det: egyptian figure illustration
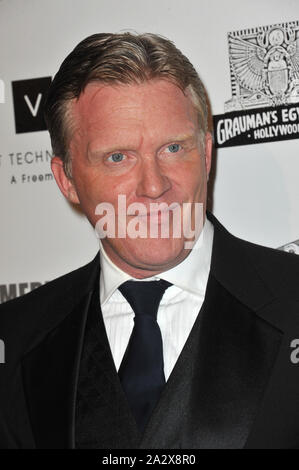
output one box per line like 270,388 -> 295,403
225,23 -> 299,111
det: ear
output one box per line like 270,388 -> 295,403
204,132 -> 213,178
51,156 -> 80,204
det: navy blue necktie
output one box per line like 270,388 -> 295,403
118,279 -> 172,432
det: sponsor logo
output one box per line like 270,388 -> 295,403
278,239 -> 299,255
0,149 -> 54,184
12,76 -> 51,133
0,281 -> 47,304
214,21 -> 299,147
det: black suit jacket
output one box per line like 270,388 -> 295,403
1,214 -> 299,449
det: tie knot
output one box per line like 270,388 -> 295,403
118,279 -> 172,319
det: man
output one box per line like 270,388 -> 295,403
1,32 -> 299,449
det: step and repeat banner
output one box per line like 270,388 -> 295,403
0,0 -> 299,303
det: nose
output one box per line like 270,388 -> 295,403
135,156 -> 171,199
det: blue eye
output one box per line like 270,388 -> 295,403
108,152 -> 125,163
167,144 -> 181,153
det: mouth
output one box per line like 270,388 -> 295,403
127,202 -> 181,218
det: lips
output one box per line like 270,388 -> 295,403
127,202 -> 181,218
137,210 -> 173,218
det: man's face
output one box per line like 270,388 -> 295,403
52,79 -> 212,278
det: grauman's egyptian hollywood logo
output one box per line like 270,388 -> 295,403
213,21 -> 299,148
279,239 -> 299,255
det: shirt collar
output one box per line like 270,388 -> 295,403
99,218 -> 214,305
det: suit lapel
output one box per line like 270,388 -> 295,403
75,286 -> 141,449
186,276 -> 283,449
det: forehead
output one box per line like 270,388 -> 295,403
70,79 -> 199,143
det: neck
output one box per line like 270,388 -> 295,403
101,242 -> 196,279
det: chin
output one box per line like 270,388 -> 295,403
123,237 -> 186,270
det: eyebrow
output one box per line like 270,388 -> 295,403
165,134 -> 198,145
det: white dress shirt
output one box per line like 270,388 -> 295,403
99,219 -> 214,381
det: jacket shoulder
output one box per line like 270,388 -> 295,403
0,254 -> 99,356
209,212 -> 299,303
236,235 -> 299,301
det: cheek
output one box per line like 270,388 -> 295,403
74,168 -> 135,214
172,161 -> 206,199
71,168 -> 107,214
